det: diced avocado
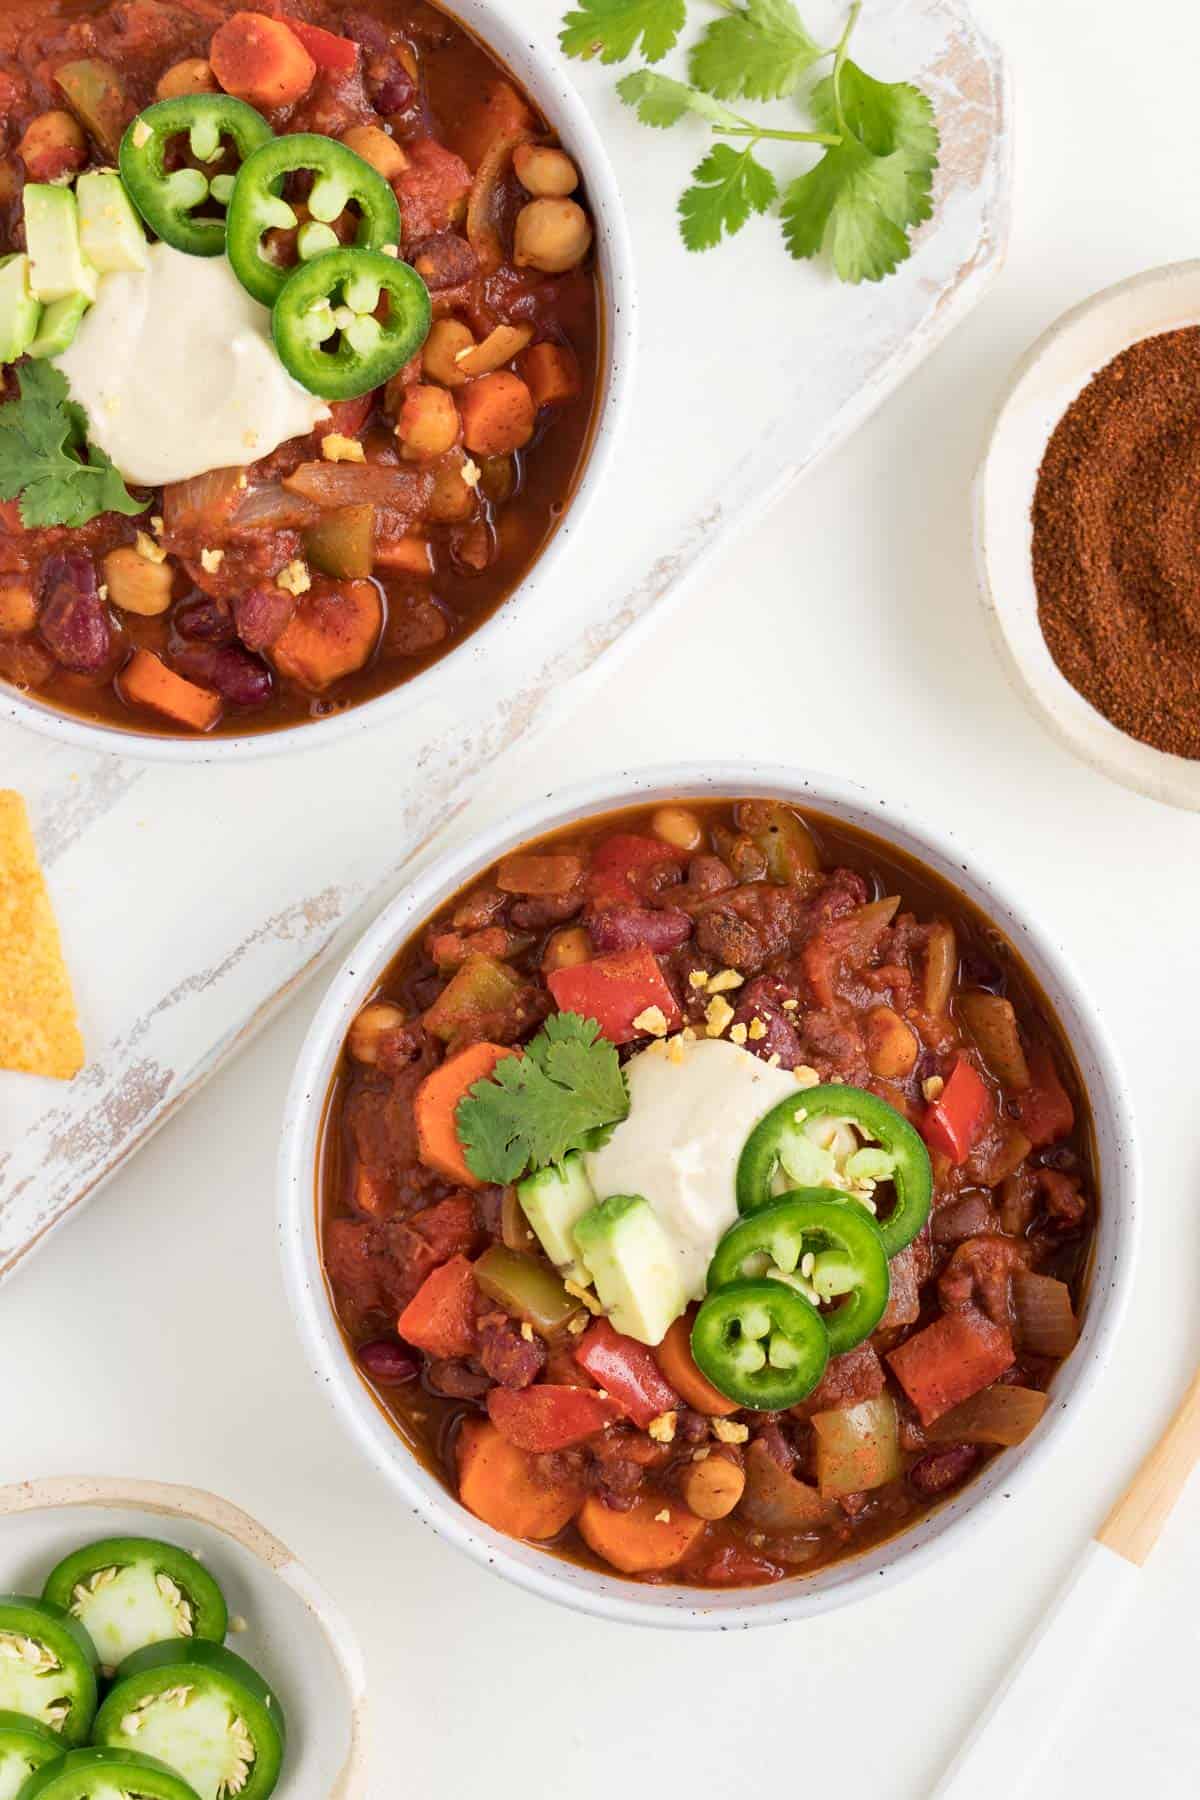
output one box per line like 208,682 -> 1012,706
28,291 -> 89,359
77,169 -> 147,273
0,254 -> 42,363
518,1153 -> 596,1279
573,1193 -> 687,1346
23,184 -> 97,304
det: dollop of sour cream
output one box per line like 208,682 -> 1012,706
585,1035 -> 800,1299
55,242 -> 329,486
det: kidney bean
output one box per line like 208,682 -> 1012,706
408,232 -> 478,292
960,948 -> 1006,993
233,586 -> 295,653
175,593 -> 235,644
39,553 -> 111,673
907,1444 -> 981,1496
171,642 -> 273,708
588,906 -> 693,955
371,64 -> 415,113
357,1337 -> 419,1383
932,1192 -> 999,1245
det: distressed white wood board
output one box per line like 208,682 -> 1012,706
0,0 -> 1010,1285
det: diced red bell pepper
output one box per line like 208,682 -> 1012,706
1016,1043 -> 1075,1147
887,1308 -> 1014,1425
486,1383 -> 624,1451
396,1254 -> 478,1359
585,833 -> 684,909
575,1318 -> 682,1428
547,945 -> 682,1045
922,1056 -> 990,1165
285,18 -> 359,71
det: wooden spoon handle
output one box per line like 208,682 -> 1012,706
1097,1365 -> 1200,1566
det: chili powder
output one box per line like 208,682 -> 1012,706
1032,325 -> 1200,758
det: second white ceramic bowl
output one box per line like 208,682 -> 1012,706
0,0 -> 636,763
977,260 -> 1200,810
278,763 -> 1139,1629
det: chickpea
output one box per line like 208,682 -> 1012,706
513,198 -> 592,274
17,111 -> 85,185
396,384 -> 461,460
348,1001 -> 406,1064
102,546 -> 174,618
0,580 -> 36,636
422,318 -> 476,389
652,805 -> 702,853
542,926 -> 592,974
155,58 -> 218,100
678,1454 -> 745,1520
340,123 -> 409,183
479,455 -> 515,505
865,1005 -> 919,1080
513,143 -> 579,198
426,452 -> 478,524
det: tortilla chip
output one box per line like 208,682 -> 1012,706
0,790 -> 84,1079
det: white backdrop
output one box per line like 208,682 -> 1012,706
4,0 -> 1200,1794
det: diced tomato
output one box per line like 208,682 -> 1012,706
922,1056 -> 990,1164
790,1343 -> 885,1420
547,945 -> 682,1045
285,18 -> 359,71
314,395 -> 373,441
887,1308 -> 1014,1425
585,833 -> 685,909
396,1253 -> 478,1359
1016,1043 -> 1075,1147
701,1544 -> 786,1586
575,1319 -> 682,1428
486,1383 -> 624,1451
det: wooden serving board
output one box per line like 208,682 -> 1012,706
0,0 -> 1010,1284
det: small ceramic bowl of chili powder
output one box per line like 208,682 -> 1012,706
976,260 -> 1200,810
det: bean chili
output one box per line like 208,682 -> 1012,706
0,0 -> 600,734
319,798 -> 1097,1590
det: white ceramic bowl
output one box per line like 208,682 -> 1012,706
278,764 -> 1139,1629
0,0 -> 635,764
976,260 -> 1200,810
0,1476 -> 367,1795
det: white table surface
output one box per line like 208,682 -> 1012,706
5,0 -> 1200,1794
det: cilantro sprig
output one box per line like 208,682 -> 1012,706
565,0 -> 940,285
456,1011 -> 630,1185
0,362 -> 146,528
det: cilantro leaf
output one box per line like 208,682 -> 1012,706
679,143 -> 777,251
688,0 -> 825,102
617,70 -> 742,129
780,58 -> 939,283
456,1011 -> 629,1184
0,362 -> 146,528
559,0 -> 686,65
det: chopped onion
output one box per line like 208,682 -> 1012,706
812,1393 -> 902,1498
1012,1271 -> 1079,1357
923,921 -> 957,1016
928,1384 -> 1049,1446
466,129 -> 532,274
739,1440 -> 836,1531
230,483 -> 319,531
456,322 -> 534,378
162,465 -> 246,534
283,461 -> 431,520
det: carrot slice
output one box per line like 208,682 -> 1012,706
654,1313 -> 738,1417
120,650 -> 220,732
887,1308 -> 1015,1426
413,1040 -> 516,1185
577,1491 -> 707,1574
396,1253 -> 477,1358
271,579 -> 382,691
210,10 -> 316,106
457,1418 -> 582,1540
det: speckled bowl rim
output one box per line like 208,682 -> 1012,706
0,1474 -> 368,1794
975,259 -> 1200,810
0,0 -> 637,764
278,762 -> 1139,1629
